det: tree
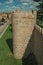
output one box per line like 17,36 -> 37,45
33,0 -> 43,11
1,18 -> 5,22
33,0 -> 43,27
34,0 -> 40,2
7,14 -> 9,19
37,1 -> 43,20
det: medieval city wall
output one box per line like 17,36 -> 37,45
12,10 -> 43,65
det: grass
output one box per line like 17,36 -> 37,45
0,24 -> 22,65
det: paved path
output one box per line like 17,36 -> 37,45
0,21 -> 10,38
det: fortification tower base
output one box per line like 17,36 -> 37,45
12,10 -> 37,59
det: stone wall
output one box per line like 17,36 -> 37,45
12,10 -> 37,59
12,10 -> 43,65
34,25 -> 43,65
22,26 -> 43,65
0,21 -> 10,38
0,13 -> 7,20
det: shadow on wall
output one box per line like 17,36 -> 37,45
34,27 -> 43,65
22,29 -> 38,65
6,39 -> 13,53
22,53 -> 38,65
6,24 -> 13,53
9,24 -> 12,32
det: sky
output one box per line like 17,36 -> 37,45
0,0 -> 40,12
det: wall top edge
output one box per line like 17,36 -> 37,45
35,24 -> 43,34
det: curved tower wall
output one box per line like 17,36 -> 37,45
12,10 -> 37,59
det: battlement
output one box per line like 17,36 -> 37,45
13,10 -> 37,19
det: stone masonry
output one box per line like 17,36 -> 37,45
34,25 -> 43,65
12,10 -> 37,59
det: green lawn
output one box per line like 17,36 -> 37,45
0,24 -> 22,65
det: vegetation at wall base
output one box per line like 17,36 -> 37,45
0,24 -> 22,65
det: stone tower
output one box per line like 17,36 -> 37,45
12,10 -> 37,59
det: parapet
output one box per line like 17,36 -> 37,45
13,10 -> 37,19
35,24 -> 43,34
